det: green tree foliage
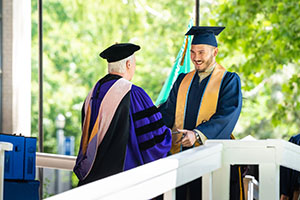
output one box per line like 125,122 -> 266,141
31,0 -> 195,153
31,0 -> 300,155
210,0 -> 300,139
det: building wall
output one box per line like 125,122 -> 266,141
2,0 -> 31,136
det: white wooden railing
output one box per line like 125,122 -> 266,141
36,152 -> 76,171
38,139 -> 300,200
206,139 -> 300,200
42,143 -> 223,200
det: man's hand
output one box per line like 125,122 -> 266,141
176,129 -> 196,147
280,194 -> 289,200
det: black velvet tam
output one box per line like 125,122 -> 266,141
99,43 -> 140,63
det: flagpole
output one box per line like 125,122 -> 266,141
38,0 -> 44,198
195,0 -> 200,26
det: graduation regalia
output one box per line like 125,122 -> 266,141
74,42 -> 172,185
159,65 -> 243,200
159,66 -> 242,141
158,26 -> 243,200
280,134 -> 300,199
74,75 -> 172,186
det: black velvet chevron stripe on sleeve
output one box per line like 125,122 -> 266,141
135,119 -> 164,136
132,106 -> 159,121
138,129 -> 168,151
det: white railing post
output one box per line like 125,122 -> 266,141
0,142 -> 13,200
163,189 -> 175,200
244,175 -> 259,200
0,150 -> 4,200
259,163 -> 279,200
212,164 -> 230,200
202,173 -> 212,200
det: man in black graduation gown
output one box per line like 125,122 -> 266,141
158,26 -> 244,200
280,134 -> 300,200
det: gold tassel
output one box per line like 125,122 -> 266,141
180,18 -> 196,66
180,36 -> 189,66
238,166 -> 243,200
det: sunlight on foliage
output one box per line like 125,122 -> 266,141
31,0 -> 300,157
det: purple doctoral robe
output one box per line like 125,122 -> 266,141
74,74 -> 172,185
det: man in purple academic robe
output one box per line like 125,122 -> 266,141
73,43 -> 172,186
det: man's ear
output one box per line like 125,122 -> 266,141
213,48 -> 219,57
126,60 -> 131,69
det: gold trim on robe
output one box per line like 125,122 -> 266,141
171,64 -> 227,154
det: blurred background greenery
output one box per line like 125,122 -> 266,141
31,0 -> 300,185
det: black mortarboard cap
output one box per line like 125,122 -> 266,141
185,26 -> 225,47
100,43 -> 140,62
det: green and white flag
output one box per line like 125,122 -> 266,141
155,19 -> 193,106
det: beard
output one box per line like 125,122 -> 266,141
194,54 -> 215,73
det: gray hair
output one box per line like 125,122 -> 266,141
108,55 -> 134,74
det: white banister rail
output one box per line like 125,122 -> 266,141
36,152 -> 76,171
45,143 -> 223,200
39,139 -> 300,200
0,142 -> 13,200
